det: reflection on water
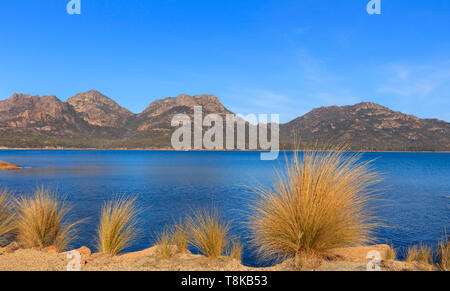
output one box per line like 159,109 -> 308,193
0,150 -> 449,266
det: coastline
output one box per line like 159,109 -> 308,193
0,147 -> 449,153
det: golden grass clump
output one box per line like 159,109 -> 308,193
187,209 -> 230,258
406,244 -> 433,265
155,228 -> 174,259
0,190 -> 15,245
227,240 -> 243,262
385,245 -> 397,261
15,187 -> 78,251
406,245 -> 419,263
171,220 -> 189,253
97,196 -> 140,255
437,240 -> 449,271
249,150 -> 381,261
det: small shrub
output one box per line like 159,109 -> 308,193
15,187 -> 79,251
187,209 -> 229,258
97,196 -> 140,255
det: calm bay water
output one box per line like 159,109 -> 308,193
0,150 -> 449,266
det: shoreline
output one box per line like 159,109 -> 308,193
0,147 -> 449,153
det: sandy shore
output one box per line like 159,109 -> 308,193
0,243 -> 435,271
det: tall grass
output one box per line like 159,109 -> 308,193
155,228 -> 173,259
249,150 -> 381,261
187,209 -> 229,258
97,196 -> 140,255
437,239 -> 449,271
384,245 -> 397,261
171,219 -> 189,253
15,187 -> 79,251
0,190 -> 15,245
227,240 -> 243,262
406,246 -> 419,263
406,244 -> 433,265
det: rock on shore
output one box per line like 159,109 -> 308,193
0,160 -> 20,170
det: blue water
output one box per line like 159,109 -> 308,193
0,150 -> 449,266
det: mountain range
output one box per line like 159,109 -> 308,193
0,90 -> 449,151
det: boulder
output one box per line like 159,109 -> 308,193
0,161 -> 20,170
0,241 -> 21,254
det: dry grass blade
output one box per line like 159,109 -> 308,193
97,196 -> 140,255
0,189 -> 15,245
385,244 -> 397,261
406,245 -> 419,263
406,244 -> 433,265
171,219 -> 189,253
249,149 -> 381,262
227,239 -> 243,262
187,209 -> 229,258
416,244 -> 433,265
155,228 -> 174,259
437,239 -> 449,271
15,187 -> 80,251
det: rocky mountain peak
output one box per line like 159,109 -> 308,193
142,94 -> 231,116
66,90 -> 133,128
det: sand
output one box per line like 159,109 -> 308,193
0,244 -> 435,271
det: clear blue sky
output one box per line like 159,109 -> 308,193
0,0 -> 449,122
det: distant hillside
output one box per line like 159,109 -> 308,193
0,90 -> 449,151
280,102 -> 450,151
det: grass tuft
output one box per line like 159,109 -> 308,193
437,239 -> 449,271
187,209 -> 229,258
227,240 -> 243,262
0,189 -> 15,245
15,187 -> 79,251
97,196 -> 140,255
385,245 -> 397,261
171,220 -> 189,253
155,228 -> 174,259
249,149 -> 381,261
406,244 -> 433,265
406,245 -> 419,263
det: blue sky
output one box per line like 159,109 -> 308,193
0,0 -> 449,122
